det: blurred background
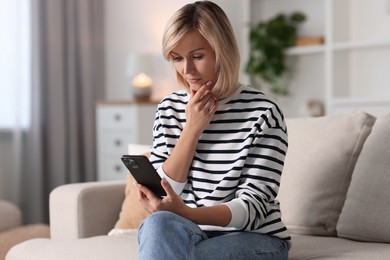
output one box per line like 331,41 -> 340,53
0,0 -> 389,224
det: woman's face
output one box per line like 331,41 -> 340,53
171,31 -> 218,95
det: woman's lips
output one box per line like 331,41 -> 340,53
187,78 -> 201,84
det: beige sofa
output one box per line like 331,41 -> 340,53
0,199 -> 50,259
7,110 -> 390,259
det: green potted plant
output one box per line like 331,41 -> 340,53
245,12 -> 306,95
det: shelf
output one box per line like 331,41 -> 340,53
248,0 -> 390,117
333,39 -> 390,51
287,39 -> 390,55
330,98 -> 390,117
287,45 -> 325,56
332,98 -> 390,107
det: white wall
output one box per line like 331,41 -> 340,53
348,0 -> 390,98
104,0 -> 249,101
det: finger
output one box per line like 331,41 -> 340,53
205,80 -> 213,88
133,182 -> 144,198
208,98 -> 218,112
190,89 -> 197,98
199,92 -> 217,110
194,81 -> 212,101
198,92 -> 217,110
136,183 -> 157,200
161,178 -> 176,197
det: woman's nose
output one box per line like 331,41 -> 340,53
184,60 -> 195,74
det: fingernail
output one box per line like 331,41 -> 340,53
206,81 -> 212,86
162,178 -> 168,183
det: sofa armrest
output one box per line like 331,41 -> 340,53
0,200 -> 22,232
49,181 -> 126,239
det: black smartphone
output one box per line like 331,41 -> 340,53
121,155 -> 166,199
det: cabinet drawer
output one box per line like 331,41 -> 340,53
96,102 -> 157,181
98,158 -> 128,181
100,132 -> 134,154
97,105 -> 135,129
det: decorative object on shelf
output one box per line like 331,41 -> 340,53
295,36 -> 324,46
126,53 -> 156,101
245,12 -> 306,95
307,99 -> 324,117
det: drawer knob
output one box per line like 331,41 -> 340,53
114,114 -> 122,121
115,165 -> 122,172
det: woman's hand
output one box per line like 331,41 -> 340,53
136,178 -> 232,226
157,82 -> 217,183
186,81 -> 218,137
136,178 -> 189,215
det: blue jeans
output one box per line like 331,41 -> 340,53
138,211 -> 288,260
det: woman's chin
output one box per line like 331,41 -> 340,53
190,89 -> 197,96
190,86 -> 200,94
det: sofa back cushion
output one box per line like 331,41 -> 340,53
277,111 -> 375,236
337,112 -> 390,242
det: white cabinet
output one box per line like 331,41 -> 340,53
96,101 -> 157,181
248,0 -> 390,117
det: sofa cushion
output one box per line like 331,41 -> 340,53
337,112 -> 390,243
289,234 -> 390,260
6,232 -> 138,260
277,111 -> 375,236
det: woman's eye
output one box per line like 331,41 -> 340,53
173,56 -> 182,62
193,55 -> 203,59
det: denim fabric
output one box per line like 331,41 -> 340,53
138,211 -> 288,260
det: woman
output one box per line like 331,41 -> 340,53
136,1 -> 290,259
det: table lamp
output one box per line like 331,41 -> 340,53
125,53 -> 156,101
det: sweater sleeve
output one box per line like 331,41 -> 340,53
229,106 -> 288,230
224,199 -> 248,228
148,100 -> 187,195
156,167 -> 187,195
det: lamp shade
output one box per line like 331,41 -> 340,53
125,53 -> 157,79
126,53 -> 158,101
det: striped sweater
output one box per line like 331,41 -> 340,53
149,85 -> 290,242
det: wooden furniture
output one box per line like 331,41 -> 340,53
96,100 -> 157,181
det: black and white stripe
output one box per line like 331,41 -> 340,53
149,85 -> 290,242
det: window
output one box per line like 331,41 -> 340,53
0,0 -> 31,129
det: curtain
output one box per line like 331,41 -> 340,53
22,0 -> 105,223
0,0 -> 31,208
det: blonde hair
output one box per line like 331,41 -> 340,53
162,1 -> 240,99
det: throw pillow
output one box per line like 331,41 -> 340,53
109,151 -> 152,235
337,112 -> 390,242
111,173 -> 150,232
277,111 -> 375,236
